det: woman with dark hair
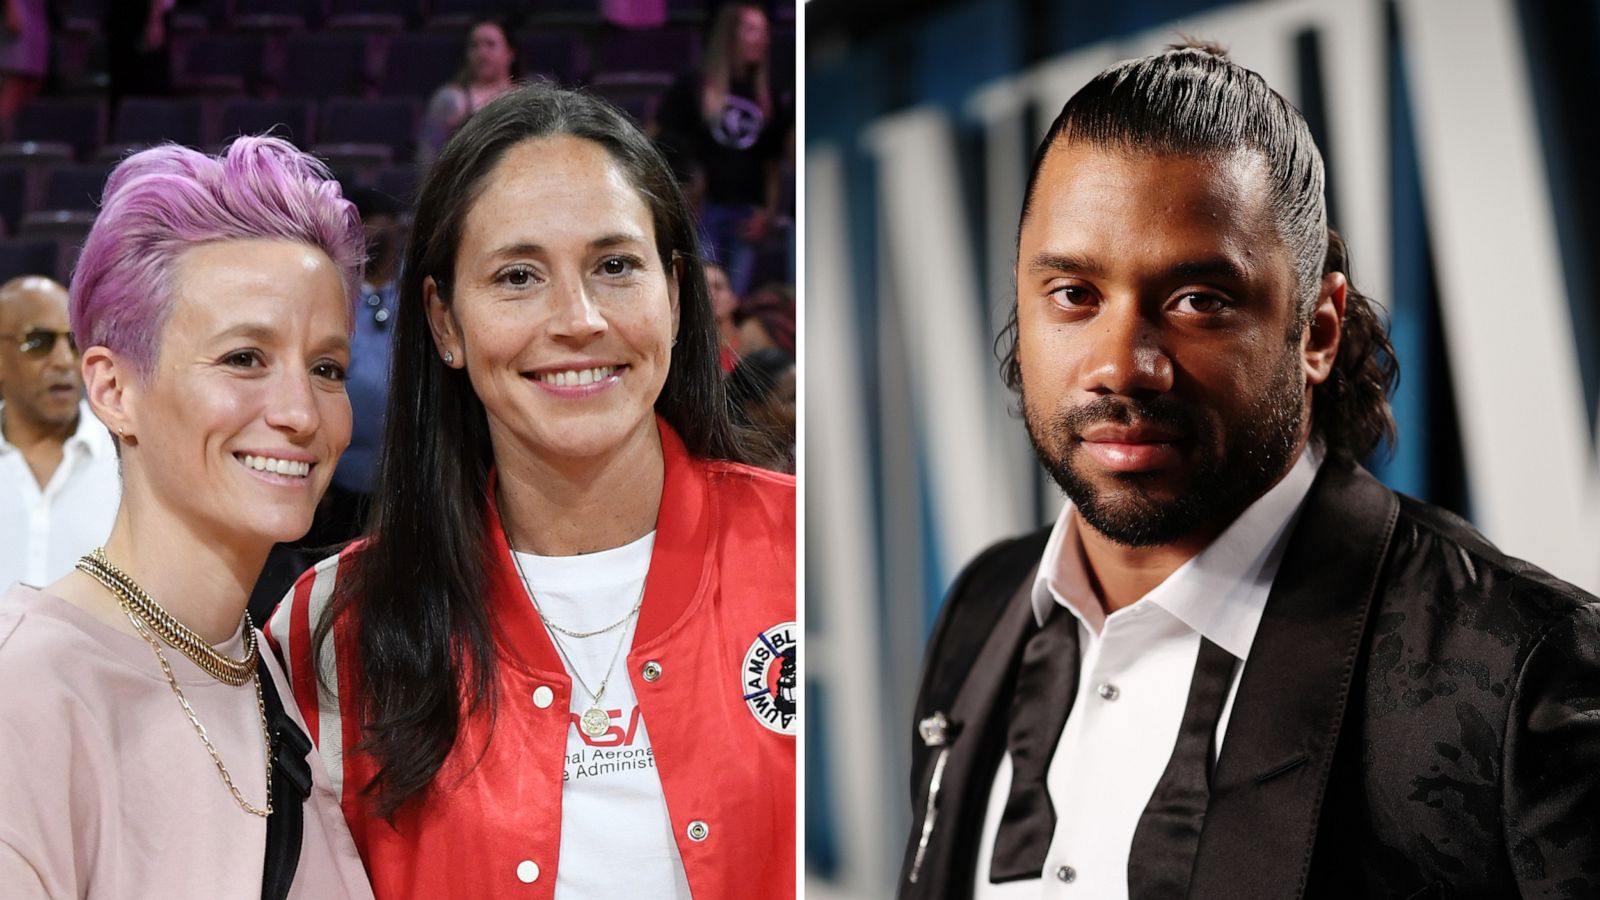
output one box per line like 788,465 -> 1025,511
727,346 -> 795,474
267,83 -> 796,898
416,18 -> 519,166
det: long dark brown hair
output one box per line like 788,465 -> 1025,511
315,82 -> 748,818
999,43 -> 1398,461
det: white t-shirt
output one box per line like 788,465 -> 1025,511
514,532 -> 693,900
0,402 -> 120,591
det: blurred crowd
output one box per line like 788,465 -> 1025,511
0,0 -> 795,604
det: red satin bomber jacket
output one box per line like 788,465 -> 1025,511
265,420 -> 797,898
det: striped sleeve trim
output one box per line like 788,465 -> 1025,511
272,553 -> 351,802
303,555 -> 348,801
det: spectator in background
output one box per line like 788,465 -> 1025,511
417,18 -> 518,166
655,2 -> 781,296
0,0 -> 47,128
727,346 -> 795,473
0,276 -> 118,591
325,186 -> 403,542
734,281 -> 794,358
705,261 -> 740,371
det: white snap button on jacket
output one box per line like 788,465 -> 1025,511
516,860 -> 539,883
531,686 -> 553,709
687,820 -> 709,842
642,660 -> 663,682
1055,864 -> 1076,883
1097,683 -> 1120,702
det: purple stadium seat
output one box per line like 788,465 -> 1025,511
175,33 -> 270,95
526,0 -> 603,28
589,72 -> 673,126
379,32 -> 467,99
321,97 -> 418,163
664,0 -> 702,26
427,0 -> 526,31
216,99 -> 317,148
111,97 -> 205,150
0,239 -> 59,282
0,165 -> 26,235
327,0 -> 426,30
280,33 -> 376,100
515,30 -> 583,85
18,211 -> 96,283
58,0 -> 104,32
41,166 -> 111,213
229,0 -> 318,31
12,98 -> 107,162
594,25 -> 698,79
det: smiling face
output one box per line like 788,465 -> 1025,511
427,134 -> 679,469
122,239 -> 352,546
1016,142 -> 1329,547
0,277 -> 80,431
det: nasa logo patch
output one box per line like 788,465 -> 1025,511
741,622 -> 797,735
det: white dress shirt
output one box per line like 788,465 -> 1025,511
973,446 -> 1322,899
0,401 -> 120,590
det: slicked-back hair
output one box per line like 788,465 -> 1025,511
70,137 -> 364,381
316,81 -> 751,818
1001,43 -> 1397,461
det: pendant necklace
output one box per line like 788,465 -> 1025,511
511,545 -> 646,738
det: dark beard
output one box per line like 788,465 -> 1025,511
1022,350 -> 1305,547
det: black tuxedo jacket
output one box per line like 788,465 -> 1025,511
899,460 -> 1600,899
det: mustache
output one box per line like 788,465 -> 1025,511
1055,395 -> 1197,438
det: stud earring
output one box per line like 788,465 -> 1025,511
443,351 -> 454,365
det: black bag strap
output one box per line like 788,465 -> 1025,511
258,666 -> 315,900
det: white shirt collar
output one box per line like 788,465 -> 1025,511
1031,443 -> 1323,659
0,401 -> 116,461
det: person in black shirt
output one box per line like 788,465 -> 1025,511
654,2 -> 781,296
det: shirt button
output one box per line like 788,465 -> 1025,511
686,820 -> 709,842
531,686 -> 554,708
516,860 -> 540,883
1055,864 -> 1076,883
1097,683 -> 1119,701
642,660 -> 663,682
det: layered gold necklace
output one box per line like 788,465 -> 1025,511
76,548 -> 273,817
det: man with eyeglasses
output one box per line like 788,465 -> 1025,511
0,275 -> 118,590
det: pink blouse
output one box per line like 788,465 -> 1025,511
0,585 -> 373,899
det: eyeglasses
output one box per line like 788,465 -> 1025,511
1,329 -> 78,357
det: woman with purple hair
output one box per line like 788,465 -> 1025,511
0,137 -> 374,899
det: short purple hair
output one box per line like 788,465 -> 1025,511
70,136 -> 365,378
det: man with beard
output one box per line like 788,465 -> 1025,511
0,276 -> 119,590
899,45 -> 1600,900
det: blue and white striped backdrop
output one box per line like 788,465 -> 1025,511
804,0 -> 1600,896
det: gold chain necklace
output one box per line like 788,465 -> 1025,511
510,546 -> 646,737
76,550 -> 273,817
78,548 -> 258,685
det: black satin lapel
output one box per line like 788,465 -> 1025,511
1188,462 -> 1399,900
903,565 -> 1041,900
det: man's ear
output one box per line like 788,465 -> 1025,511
1303,271 -> 1346,387
424,276 -> 463,367
82,346 -> 137,445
